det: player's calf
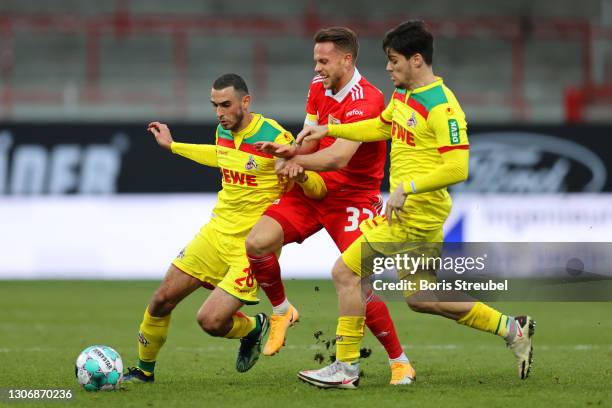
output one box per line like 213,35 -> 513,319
246,217 -> 288,312
196,312 -> 233,337
148,292 -> 177,317
148,265 -> 202,316
405,298 -> 442,314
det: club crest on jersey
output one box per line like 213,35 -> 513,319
407,112 -> 418,128
328,114 -> 341,125
245,155 -> 258,171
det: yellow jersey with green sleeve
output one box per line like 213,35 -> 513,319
382,77 -> 469,229
212,113 -> 293,235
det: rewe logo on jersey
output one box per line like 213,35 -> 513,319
221,167 -> 257,186
391,122 -> 415,146
345,108 -> 364,118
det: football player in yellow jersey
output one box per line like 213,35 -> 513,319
123,74 -> 326,383
296,21 -> 535,388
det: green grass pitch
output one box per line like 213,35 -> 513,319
1,280 -> 611,407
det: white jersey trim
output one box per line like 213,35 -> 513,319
312,75 -> 324,84
304,117 -> 319,127
350,83 -> 364,101
324,68 -> 362,103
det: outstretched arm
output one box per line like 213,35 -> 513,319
254,138 -> 319,159
147,121 -> 218,167
289,138 -> 360,172
296,116 -> 391,145
171,143 -> 218,168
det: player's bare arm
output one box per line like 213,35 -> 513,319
295,125 -> 329,145
278,160 -> 305,180
273,157 -> 303,182
255,138 -> 319,158
288,138 -> 360,172
256,142 -> 299,159
274,157 -> 326,199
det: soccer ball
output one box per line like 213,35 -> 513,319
75,345 -> 123,391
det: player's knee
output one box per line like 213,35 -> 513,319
245,230 -> 279,256
245,232 -> 264,256
196,312 -> 226,337
332,258 -> 359,289
149,289 -> 178,316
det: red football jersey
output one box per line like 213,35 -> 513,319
304,69 -> 387,192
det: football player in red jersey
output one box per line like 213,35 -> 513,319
246,27 -> 415,385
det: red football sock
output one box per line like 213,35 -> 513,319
247,252 -> 286,307
365,291 -> 404,360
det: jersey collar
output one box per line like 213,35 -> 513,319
233,113 -> 262,138
411,76 -> 444,94
325,68 -> 362,102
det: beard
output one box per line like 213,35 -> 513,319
324,72 -> 343,93
227,110 -> 244,132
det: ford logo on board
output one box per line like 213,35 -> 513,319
450,132 -> 607,193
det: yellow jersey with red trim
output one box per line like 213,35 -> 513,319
380,77 -> 468,228
212,113 -> 293,235
330,77 -> 469,229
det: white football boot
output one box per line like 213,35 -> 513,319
298,360 -> 360,389
507,315 -> 536,379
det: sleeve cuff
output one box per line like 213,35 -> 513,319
410,180 -> 417,194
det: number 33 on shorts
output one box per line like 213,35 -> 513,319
345,207 -> 375,232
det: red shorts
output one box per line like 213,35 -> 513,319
264,186 -> 383,252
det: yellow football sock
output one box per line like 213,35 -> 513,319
137,308 -> 171,374
335,316 -> 365,364
457,302 -> 509,337
225,313 -> 256,339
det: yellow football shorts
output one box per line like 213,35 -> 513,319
172,222 -> 259,305
342,215 -> 443,297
